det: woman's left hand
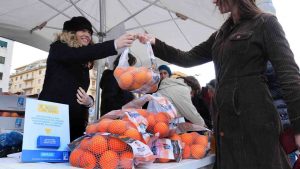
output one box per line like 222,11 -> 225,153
76,87 -> 93,107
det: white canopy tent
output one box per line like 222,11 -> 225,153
0,0 -> 275,116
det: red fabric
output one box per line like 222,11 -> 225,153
280,128 -> 298,154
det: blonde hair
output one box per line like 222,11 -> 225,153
55,32 -> 83,48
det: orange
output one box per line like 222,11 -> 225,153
88,135 -> 108,154
155,112 -> 170,124
69,148 -> 84,167
170,133 -> 181,141
149,84 -> 158,93
194,135 -> 208,147
1,112 -> 10,117
180,133 -> 193,145
118,72 -> 134,89
124,128 -> 142,141
99,150 -> 119,169
182,145 -> 191,159
79,151 -> 97,169
114,67 -> 126,77
158,158 -> 170,163
136,109 -> 148,117
153,122 -> 169,138
145,71 -> 153,83
85,124 -> 98,134
79,138 -> 90,150
130,81 -> 143,90
146,114 -> 156,130
134,67 -> 149,84
108,137 -> 128,152
190,144 -> 206,159
190,132 -> 199,139
11,112 -> 19,117
108,120 -> 127,135
120,151 -> 134,169
96,119 -> 112,132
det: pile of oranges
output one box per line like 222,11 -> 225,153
72,109 -> 211,167
114,66 -> 158,92
0,111 -> 22,117
69,134 -> 134,169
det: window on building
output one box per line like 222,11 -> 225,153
0,40 -> 7,48
19,84 -> 22,88
0,72 -> 3,80
38,79 -> 41,84
92,80 -> 95,87
20,75 -> 22,80
39,70 -> 42,75
16,77 -> 18,81
0,56 -> 5,64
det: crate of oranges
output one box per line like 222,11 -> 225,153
114,47 -> 160,94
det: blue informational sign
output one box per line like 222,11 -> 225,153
21,99 -> 70,162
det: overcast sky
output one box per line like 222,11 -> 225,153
9,0 -> 300,85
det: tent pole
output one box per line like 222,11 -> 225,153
95,0 -> 106,120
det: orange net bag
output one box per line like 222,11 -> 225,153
69,133 -> 154,169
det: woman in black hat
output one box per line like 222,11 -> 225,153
38,16 -> 135,141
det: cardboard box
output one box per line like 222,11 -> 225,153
0,117 -> 24,132
0,95 -> 26,112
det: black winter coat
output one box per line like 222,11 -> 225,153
39,40 -> 116,141
151,13 -> 300,169
100,69 -> 134,116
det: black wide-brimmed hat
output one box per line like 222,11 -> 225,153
63,16 -> 93,35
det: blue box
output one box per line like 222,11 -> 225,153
37,136 -> 60,149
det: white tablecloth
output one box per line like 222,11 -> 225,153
0,154 -> 215,169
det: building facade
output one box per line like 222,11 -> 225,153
0,37 -> 13,92
9,59 -> 97,98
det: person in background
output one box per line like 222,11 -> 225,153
158,65 -> 172,81
100,53 -> 137,116
156,77 -> 205,126
201,79 -> 216,113
138,0 -> 300,168
39,16 -> 135,141
183,76 -> 212,129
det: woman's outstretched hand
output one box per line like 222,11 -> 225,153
137,33 -> 156,45
115,33 -> 136,49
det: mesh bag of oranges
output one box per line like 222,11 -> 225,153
85,109 -> 150,144
114,43 -> 160,94
175,132 -> 209,159
69,133 -> 155,169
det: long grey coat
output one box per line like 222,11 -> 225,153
152,13 -> 300,169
